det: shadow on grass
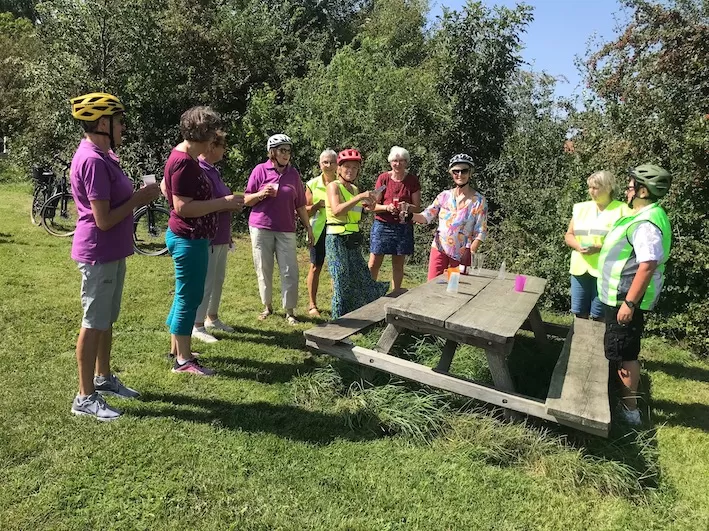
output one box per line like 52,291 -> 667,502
206,354 -> 319,384
214,324 -> 309,350
134,391 -> 378,444
651,399 -> 709,433
644,359 -> 709,384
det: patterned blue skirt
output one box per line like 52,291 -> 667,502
326,233 -> 390,320
369,219 -> 414,255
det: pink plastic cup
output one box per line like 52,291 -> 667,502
514,274 -> 527,292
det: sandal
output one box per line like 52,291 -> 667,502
285,314 -> 299,326
308,306 -> 321,317
258,308 -> 272,321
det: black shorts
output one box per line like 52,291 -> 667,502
603,302 -> 645,363
309,233 -> 326,266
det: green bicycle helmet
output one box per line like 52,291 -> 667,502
630,164 -> 672,198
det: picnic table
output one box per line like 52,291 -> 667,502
304,270 -> 611,437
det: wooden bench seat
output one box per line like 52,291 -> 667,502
545,317 -> 611,437
303,288 -> 407,346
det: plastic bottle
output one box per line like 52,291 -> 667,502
497,260 -> 506,279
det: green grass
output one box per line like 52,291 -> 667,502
1,182 -> 709,530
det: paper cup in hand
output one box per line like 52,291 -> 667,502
142,174 -> 156,186
271,183 -> 279,196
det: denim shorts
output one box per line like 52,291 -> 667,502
369,219 -> 414,255
78,259 -> 127,330
309,232 -> 326,266
570,273 -> 604,319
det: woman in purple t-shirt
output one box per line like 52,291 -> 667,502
68,92 -> 161,421
243,134 -> 314,325
162,107 -> 243,376
191,131 -> 243,343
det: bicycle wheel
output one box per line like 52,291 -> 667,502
31,186 -> 49,225
41,192 -> 78,237
133,205 -> 170,256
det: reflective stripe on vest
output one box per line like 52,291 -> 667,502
596,203 -> 671,311
326,182 -> 362,235
569,200 -> 630,277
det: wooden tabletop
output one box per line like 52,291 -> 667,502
386,269 -> 547,345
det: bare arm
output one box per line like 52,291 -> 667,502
91,184 -> 160,231
327,182 -> 371,216
616,261 -> 658,324
305,187 -> 324,217
173,194 -> 240,218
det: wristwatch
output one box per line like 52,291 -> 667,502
624,299 -> 637,310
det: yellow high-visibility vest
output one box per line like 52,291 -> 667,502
325,182 -> 362,235
569,200 -> 630,277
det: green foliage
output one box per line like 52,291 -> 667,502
578,0 -> 709,355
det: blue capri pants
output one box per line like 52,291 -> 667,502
165,229 -> 209,336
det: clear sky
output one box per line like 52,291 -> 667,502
430,0 -> 630,100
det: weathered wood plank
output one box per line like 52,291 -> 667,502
375,324 -> 402,354
545,317 -> 610,437
445,277 -> 546,343
385,314 -> 510,354
434,339 -> 458,372
303,288 -> 407,345
528,306 -> 549,348
385,274 -> 493,328
305,339 -> 557,421
521,319 -> 571,338
485,346 -> 516,392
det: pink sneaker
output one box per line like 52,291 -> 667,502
171,359 -> 215,376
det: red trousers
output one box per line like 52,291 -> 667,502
427,247 -> 459,281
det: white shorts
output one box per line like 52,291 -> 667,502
77,259 -> 127,330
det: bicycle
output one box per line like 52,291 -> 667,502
132,173 -> 170,256
40,157 -> 78,237
30,163 -> 57,225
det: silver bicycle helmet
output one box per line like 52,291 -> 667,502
448,153 -> 474,169
267,134 -> 292,151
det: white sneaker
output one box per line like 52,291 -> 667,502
618,405 -> 642,426
71,393 -> 122,421
205,318 -> 234,333
192,326 -> 218,343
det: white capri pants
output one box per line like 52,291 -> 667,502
195,243 -> 229,323
249,227 -> 299,310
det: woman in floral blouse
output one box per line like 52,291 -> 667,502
402,154 -> 488,280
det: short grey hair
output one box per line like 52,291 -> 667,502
587,170 -> 616,193
319,149 -> 337,161
387,146 -> 410,163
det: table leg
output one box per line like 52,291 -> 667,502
485,344 -> 520,421
434,340 -> 458,373
528,305 -> 548,348
376,324 -> 402,354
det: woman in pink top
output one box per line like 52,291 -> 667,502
243,134 -> 314,325
68,93 -> 161,421
402,154 -> 488,280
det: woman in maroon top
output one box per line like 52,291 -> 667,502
368,146 -> 421,290
162,107 -> 243,376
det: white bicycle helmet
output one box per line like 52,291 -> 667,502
267,134 -> 292,151
448,153 -> 474,169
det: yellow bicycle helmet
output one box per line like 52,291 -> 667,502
70,92 -> 125,121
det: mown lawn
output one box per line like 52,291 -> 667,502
1,182 -> 708,530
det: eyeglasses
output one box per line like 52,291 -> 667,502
626,185 -> 635,191
277,147 -> 292,154
451,168 -> 471,176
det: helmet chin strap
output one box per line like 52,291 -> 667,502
92,115 -> 116,150
455,181 -> 469,189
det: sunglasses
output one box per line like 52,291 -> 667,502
277,147 -> 292,154
451,168 -> 471,176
